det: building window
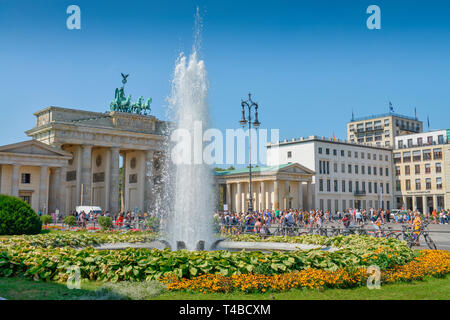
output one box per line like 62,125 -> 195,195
287,151 -> 292,158
403,151 -> 411,163
398,140 -> 403,149
436,163 -> 442,173
334,180 -> 338,192
348,151 -> 351,157
393,153 -> 401,164
426,178 -> 431,190
405,165 -> 410,175
395,166 -> 400,176
373,167 -> 377,175
437,177 -> 442,190
334,162 -> 338,173
361,165 -> 365,175
423,149 -> 432,160
379,167 -> 383,176
341,163 -> 345,173
20,195 -> 31,205
417,137 -> 423,146
396,180 -> 401,191
342,180 -> 346,192
433,148 -> 442,160
361,152 -> 365,159
386,183 -> 390,194
438,135 -> 444,144
405,180 -> 411,191
415,165 -> 420,174
385,167 -> 389,176
327,179 -> 331,192
333,149 -> 337,156
319,179 -> 323,192
326,148 -> 330,155
374,182 -> 378,193
355,165 -> 359,174
66,171 -> 76,182
349,181 -> 353,192
369,182 -> 372,193
368,166 -> 372,175
355,152 -> 358,158
319,161 -> 322,174
21,173 -> 31,184
415,179 -> 421,190
348,164 -> 352,174
368,153 -> 371,160
427,136 -> 433,144
407,139 -> 413,147
318,147 -> 322,154
425,163 -> 431,174
341,150 -> 345,156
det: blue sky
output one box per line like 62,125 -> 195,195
1,0 -> 449,165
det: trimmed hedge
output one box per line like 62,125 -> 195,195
0,194 -> 42,235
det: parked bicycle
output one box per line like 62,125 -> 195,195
396,221 -> 437,249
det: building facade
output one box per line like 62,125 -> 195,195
0,140 -> 71,213
347,113 -> 423,148
24,106 -> 167,215
393,129 -> 450,213
266,136 -> 394,212
215,163 -> 314,212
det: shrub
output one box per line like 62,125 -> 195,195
40,214 -> 53,225
98,216 -> 112,230
146,216 -> 160,232
0,194 -> 42,235
63,215 -> 76,227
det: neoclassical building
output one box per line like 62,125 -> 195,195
23,106 -> 167,214
215,163 -> 315,212
0,140 -> 72,213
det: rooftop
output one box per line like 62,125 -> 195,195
214,163 -> 293,176
349,112 -> 420,123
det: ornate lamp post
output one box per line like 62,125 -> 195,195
239,93 -> 261,213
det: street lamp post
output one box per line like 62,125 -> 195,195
239,93 -> 261,213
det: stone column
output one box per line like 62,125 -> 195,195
143,150 -> 154,213
11,164 -> 20,197
75,145 -> 82,205
50,168 -> 61,213
298,180 -> 303,210
80,145 -> 93,206
412,196 -> 417,212
109,147 -> 120,215
39,166 -> 49,213
104,148 -> 111,212
226,183 -> 231,212
273,180 -> 279,210
260,181 -> 266,211
59,167 -> 67,215
402,195 -> 407,210
423,195 -> 428,215
236,182 -> 242,213
433,195 -> 438,212
307,181 -> 314,211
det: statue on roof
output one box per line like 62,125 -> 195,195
110,74 -> 152,115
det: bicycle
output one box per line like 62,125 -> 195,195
395,221 -> 437,249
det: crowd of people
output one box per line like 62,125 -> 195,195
215,207 -> 450,235
64,210 -> 156,229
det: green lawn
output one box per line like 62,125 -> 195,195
0,276 -> 449,300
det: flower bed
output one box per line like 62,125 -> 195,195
0,234 -> 416,282
161,250 -> 450,293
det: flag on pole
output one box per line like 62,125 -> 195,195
427,115 -> 430,130
389,101 -> 394,113
332,132 -> 336,141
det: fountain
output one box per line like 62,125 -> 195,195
156,9 -> 216,251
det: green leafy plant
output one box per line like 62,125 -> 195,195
0,194 -> 42,235
63,216 -> 76,227
146,216 -> 160,232
40,215 -> 53,225
98,216 -> 112,230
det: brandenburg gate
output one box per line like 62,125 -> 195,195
24,75 -> 167,214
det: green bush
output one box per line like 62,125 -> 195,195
98,216 -> 112,230
0,194 -> 42,235
40,214 -> 53,225
63,215 -> 76,227
146,216 -> 160,231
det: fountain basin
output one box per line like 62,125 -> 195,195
87,241 -> 339,252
